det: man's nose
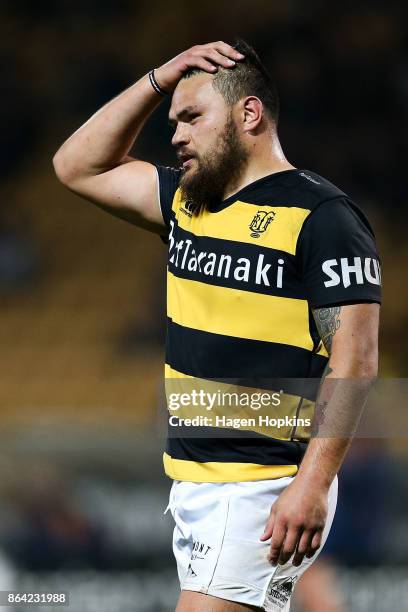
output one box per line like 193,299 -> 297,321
172,124 -> 189,148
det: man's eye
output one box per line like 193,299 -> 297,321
189,114 -> 200,123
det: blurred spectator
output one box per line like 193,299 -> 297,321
1,464 -> 108,571
323,439 -> 392,567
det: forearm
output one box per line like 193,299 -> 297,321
296,437 -> 350,491
297,361 -> 376,489
53,73 -> 161,180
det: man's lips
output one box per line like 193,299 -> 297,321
182,157 -> 195,169
178,153 -> 196,168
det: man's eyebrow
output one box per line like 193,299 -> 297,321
168,106 -> 199,126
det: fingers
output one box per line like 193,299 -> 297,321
292,529 -> 323,566
212,41 -> 245,61
158,41 -> 245,91
191,57 -> 219,74
305,531 -> 322,559
292,530 -> 312,567
262,519 -> 323,567
276,528 -> 301,566
188,42 -> 245,74
260,512 -> 275,542
267,522 -> 286,565
204,48 -> 237,69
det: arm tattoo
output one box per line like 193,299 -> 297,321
321,362 -> 333,382
313,364 -> 333,431
313,306 -> 341,354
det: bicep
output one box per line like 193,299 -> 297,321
313,303 -> 380,375
64,158 -> 165,233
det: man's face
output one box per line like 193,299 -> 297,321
169,73 -> 248,211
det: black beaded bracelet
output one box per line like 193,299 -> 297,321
148,69 -> 168,97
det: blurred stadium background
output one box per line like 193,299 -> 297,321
1,0 -> 407,610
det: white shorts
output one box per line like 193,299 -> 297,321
164,475 -> 338,611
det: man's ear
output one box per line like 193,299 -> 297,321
242,96 -> 264,132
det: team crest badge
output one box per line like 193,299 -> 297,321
249,210 -> 275,238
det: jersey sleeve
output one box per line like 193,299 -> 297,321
297,197 -> 382,308
155,165 -> 182,237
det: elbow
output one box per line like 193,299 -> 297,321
52,150 -> 69,186
52,148 -> 79,188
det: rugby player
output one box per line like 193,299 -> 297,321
53,40 -> 381,611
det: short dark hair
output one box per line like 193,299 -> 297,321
183,39 -> 279,124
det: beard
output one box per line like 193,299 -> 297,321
179,112 -> 249,213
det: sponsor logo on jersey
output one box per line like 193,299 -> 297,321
299,172 -> 321,185
180,200 -> 195,218
322,257 -> 381,288
169,221 -> 285,289
249,210 -> 276,238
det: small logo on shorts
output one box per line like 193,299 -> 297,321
191,540 -> 212,560
186,563 -> 198,578
264,576 -> 297,610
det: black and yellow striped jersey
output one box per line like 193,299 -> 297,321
156,167 -> 381,483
